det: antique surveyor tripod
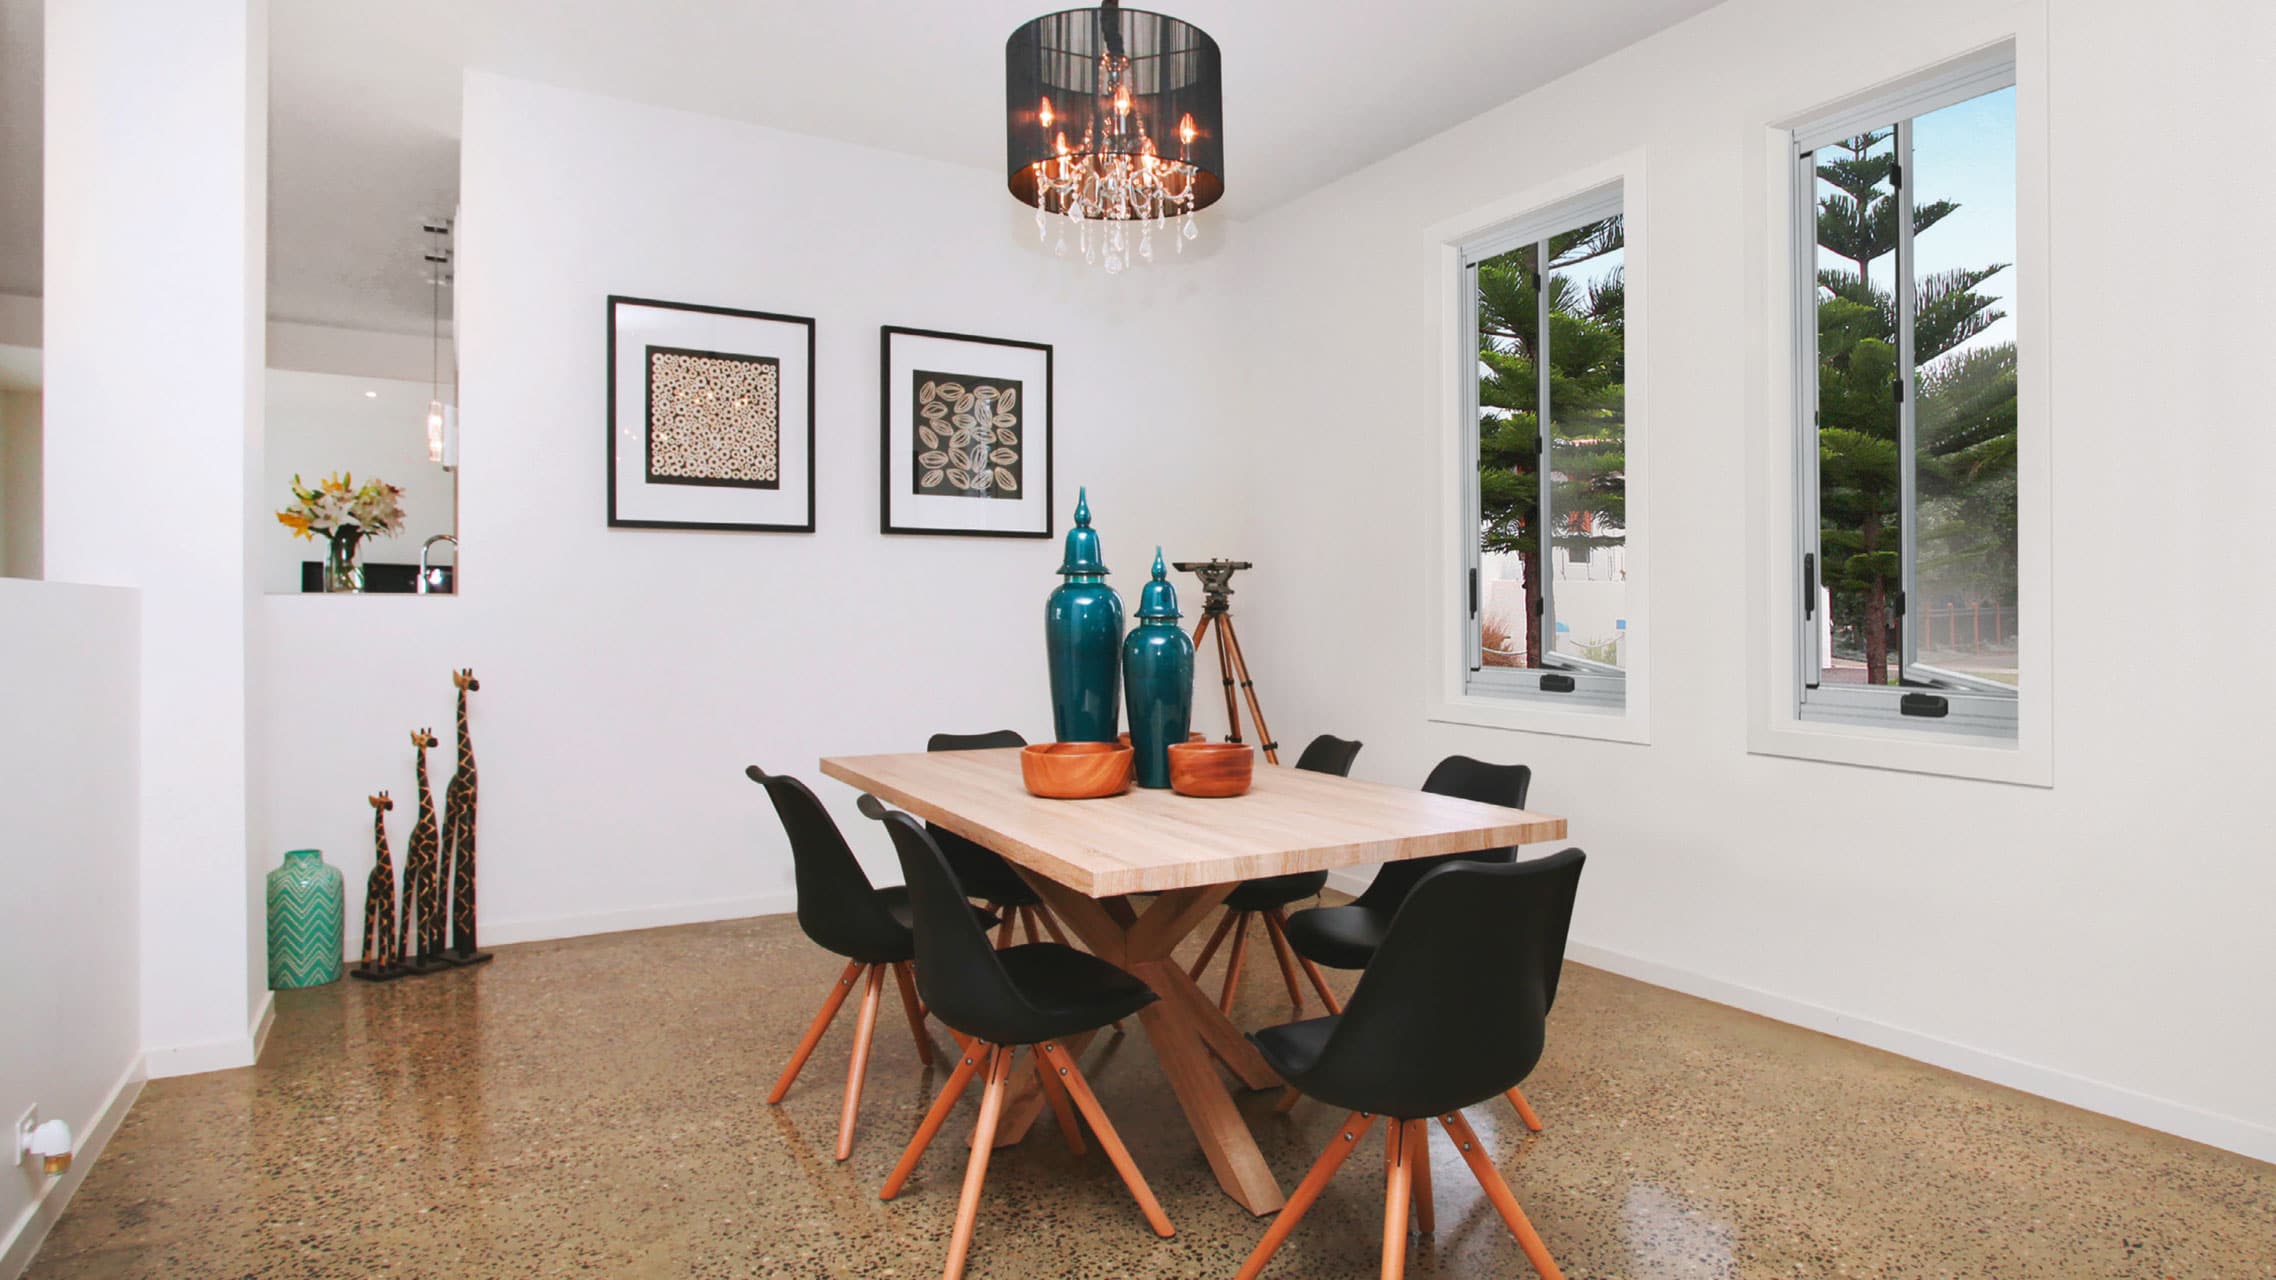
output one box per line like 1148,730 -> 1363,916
1173,559 -> 1279,764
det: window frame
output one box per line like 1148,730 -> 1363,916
1790,53 -> 2021,741
1427,152 -> 1649,745
1749,25 -> 2054,788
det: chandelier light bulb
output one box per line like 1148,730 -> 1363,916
1038,96 -> 1054,128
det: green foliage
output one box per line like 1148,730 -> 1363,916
1474,216 -> 1628,666
1811,128 -> 2017,683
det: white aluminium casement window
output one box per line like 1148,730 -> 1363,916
1791,56 -> 2020,739
1459,185 -> 1628,711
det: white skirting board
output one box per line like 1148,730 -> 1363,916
475,893 -> 797,948
142,992 -> 273,1080
0,1061 -> 145,1280
1327,868 -> 2273,1164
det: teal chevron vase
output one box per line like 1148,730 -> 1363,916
267,849 -> 345,989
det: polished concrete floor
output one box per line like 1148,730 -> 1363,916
25,910 -> 2276,1279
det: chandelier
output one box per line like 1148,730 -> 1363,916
1005,0 -> 1225,272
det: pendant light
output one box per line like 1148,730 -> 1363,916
1005,0 -> 1224,271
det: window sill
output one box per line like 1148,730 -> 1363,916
1428,693 -> 1649,746
1747,715 -> 2049,787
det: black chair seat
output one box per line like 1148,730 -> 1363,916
988,943 -> 1160,1043
1250,1013 -> 1339,1081
880,886 -> 1001,937
1223,870 -> 1328,913
1279,903 -> 1393,971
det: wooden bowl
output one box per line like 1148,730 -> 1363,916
1167,742 -> 1255,798
1020,742 -> 1134,800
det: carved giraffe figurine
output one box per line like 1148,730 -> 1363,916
350,791 -> 403,980
397,727 -> 449,972
439,668 -> 491,965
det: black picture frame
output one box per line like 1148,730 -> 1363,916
878,325 -> 1054,538
607,295 -> 816,532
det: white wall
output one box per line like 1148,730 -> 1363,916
256,74 -> 1248,952
0,581 -> 143,1276
0,388 -> 38,579
262,369 -> 456,594
1234,0 -> 2276,1161
42,0 -> 270,1076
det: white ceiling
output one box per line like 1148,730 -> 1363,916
8,0 -> 1726,335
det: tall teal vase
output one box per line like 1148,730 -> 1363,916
1045,488 -> 1124,742
268,848 -> 345,989
1122,548 -> 1195,789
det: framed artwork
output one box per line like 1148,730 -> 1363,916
879,326 -> 1054,538
607,295 -> 816,531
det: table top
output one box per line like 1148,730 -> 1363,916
819,748 -> 1568,898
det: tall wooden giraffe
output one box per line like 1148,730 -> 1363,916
350,791 -> 402,981
440,668 -> 491,965
398,727 -> 449,972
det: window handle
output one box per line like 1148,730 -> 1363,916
1900,692 -> 1949,718
1802,553 -> 1816,619
1540,674 -> 1577,693
1468,567 -> 1478,618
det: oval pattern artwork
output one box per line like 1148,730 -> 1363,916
913,369 -> 1023,500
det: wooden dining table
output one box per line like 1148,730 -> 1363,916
819,747 -> 1566,1216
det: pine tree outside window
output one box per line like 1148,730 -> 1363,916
1793,62 -> 2020,738
1460,186 -> 1628,711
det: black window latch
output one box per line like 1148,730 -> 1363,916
1540,673 -> 1577,693
1900,692 -> 1949,718
1802,553 -> 1816,619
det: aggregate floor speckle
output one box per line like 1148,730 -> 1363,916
25,909 -> 2276,1278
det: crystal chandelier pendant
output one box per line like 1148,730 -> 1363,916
1006,0 -> 1223,273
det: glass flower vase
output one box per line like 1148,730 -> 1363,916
323,532 -> 364,593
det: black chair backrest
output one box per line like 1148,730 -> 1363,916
1354,755 -> 1532,913
859,794 -> 1043,1044
1309,850 -> 1585,1117
746,766 -> 909,962
924,730 -> 1028,888
928,729 -> 1028,752
1292,734 -> 1363,777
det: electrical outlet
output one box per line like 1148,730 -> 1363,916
13,1107 -> 34,1167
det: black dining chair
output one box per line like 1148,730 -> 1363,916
746,766 -> 996,1162
927,730 -> 1072,949
859,794 -> 1172,1280
1282,755 -> 1550,1130
1188,733 -> 1363,1015
1236,851 -> 1585,1280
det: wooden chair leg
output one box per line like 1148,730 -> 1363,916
942,1046 -> 1017,1280
1506,1085 -> 1544,1132
836,964 -> 887,1161
882,1042 -> 989,1200
768,960 -> 863,1104
1439,1110 -> 1565,1280
1033,900 -> 1072,947
1189,910 -> 1238,980
1408,1115 -> 1434,1234
892,961 -> 934,1067
1259,909 -> 1306,1010
1267,909 -> 1344,1014
1034,1054 -> 1087,1155
1381,1118 -> 1412,1280
1019,905 -> 1042,945
993,907 -> 1016,950
1233,1111 -> 1376,1280
1273,1085 -> 1305,1115
1038,1040 -> 1174,1237
1218,913 -> 1254,1016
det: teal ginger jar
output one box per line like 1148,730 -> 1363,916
267,848 -> 345,989
1122,548 -> 1196,789
1045,488 -> 1124,742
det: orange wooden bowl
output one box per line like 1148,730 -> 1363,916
1167,742 -> 1255,798
1020,742 -> 1135,800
